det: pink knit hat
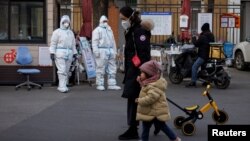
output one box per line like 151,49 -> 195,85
139,60 -> 162,76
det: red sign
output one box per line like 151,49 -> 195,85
220,13 -> 240,28
3,49 -> 16,64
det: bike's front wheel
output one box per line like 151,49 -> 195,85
212,109 -> 229,124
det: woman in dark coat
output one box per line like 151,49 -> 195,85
118,6 -> 154,140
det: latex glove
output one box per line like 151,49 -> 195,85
50,54 -> 55,61
73,54 -> 78,59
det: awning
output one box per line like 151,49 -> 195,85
180,0 -> 191,42
80,0 -> 93,39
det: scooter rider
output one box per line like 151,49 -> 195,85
49,15 -> 78,93
186,23 -> 215,87
92,15 -> 121,91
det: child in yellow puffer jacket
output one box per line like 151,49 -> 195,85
135,60 -> 181,141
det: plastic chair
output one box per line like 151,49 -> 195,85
15,46 -> 42,90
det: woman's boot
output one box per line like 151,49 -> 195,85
118,126 -> 139,140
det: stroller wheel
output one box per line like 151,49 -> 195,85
182,122 -> 196,136
174,116 -> 185,129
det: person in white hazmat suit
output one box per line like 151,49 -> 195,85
49,15 -> 77,93
92,15 -> 121,91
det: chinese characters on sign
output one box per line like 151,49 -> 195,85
198,13 -> 213,34
220,13 -> 240,28
141,12 -> 172,35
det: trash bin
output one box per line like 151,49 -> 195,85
224,42 -> 234,67
224,42 -> 234,58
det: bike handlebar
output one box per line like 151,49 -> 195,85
202,84 -> 211,96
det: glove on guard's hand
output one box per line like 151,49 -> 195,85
50,54 -> 55,61
73,54 -> 78,59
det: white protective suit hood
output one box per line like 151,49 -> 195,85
99,15 -> 109,28
99,15 -> 108,23
60,15 -> 71,29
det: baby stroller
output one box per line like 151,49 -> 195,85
68,56 -> 85,85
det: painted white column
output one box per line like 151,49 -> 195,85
47,0 -> 54,45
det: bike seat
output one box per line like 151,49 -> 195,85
184,105 -> 199,111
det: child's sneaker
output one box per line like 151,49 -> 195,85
173,137 -> 181,141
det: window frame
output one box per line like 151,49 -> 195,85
0,0 -> 46,44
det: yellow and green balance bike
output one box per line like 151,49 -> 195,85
167,84 -> 229,136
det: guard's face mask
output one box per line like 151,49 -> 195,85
63,22 -> 70,28
103,22 -> 108,27
100,21 -> 108,28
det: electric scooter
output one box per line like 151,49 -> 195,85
168,48 -> 231,89
167,84 -> 228,136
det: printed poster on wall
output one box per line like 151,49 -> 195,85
180,15 -> 189,28
39,47 -> 52,66
198,13 -> 213,34
79,37 -> 96,79
141,12 -> 172,35
221,17 -> 228,27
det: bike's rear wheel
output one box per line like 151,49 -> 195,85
212,109 -> 229,124
181,122 -> 196,136
214,77 -> 230,89
174,116 -> 185,129
214,71 -> 231,89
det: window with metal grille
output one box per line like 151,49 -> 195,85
0,0 -> 46,43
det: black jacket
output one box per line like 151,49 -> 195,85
122,21 -> 152,99
192,31 -> 215,60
